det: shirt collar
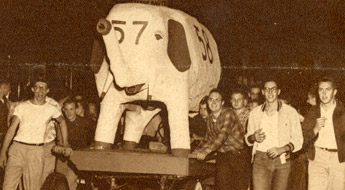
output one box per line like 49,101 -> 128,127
261,100 -> 282,112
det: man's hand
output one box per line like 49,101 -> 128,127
267,147 -> 286,159
253,128 -> 266,143
189,151 -> 208,160
63,147 -> 73,157
196,152 -> 208,160
52,145 -> 73,157
314,117 -> 326,134
0,154 -> 7,169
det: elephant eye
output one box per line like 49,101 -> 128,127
155,33 -> 163,40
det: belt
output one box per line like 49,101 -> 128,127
317,146 -> 338,152
14,140 -> 44,146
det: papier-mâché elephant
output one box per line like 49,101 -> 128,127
91,3 -> 221,157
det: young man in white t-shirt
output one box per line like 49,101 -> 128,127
0,77 -> 71,190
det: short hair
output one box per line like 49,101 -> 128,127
41,172 -> 69,190
317,76 -> 337,89
63,98 -> 78,108
231,87 -> 247,98
249,85 -> 261,90
308,86 -> 318,98
0,79 -> 10,86
32,75 -> 49,88
262,77 -> 279,89
199,96 -> 208,105
209,88 -> 224,100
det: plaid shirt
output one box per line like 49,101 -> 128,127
236,108 -> 250,133
197,107 -> 245,154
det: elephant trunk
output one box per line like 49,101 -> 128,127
96,18 -> 132,88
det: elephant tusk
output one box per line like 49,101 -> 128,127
97,18 -> 112,35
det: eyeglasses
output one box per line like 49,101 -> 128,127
263,87 -> 278,92
208,98 -> 222,103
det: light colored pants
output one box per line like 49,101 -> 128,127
308,147 -> 345,190
3,142 -> 45,190
56,158 -> 78,190
42,141 -> 56,183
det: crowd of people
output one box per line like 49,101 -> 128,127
0,74 -> 344,190
190,76 -> 345,190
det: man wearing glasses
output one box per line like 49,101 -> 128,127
192,88 -> 250,190
246,79 -> 303,190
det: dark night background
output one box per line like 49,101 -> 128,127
1,0 -> 345,106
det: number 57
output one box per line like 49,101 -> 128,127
111,20 -> 148,45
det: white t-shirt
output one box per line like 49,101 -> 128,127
257,111 -> 279,152
13,100 -> 62,144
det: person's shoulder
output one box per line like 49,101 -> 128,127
76,115 -> 89,124
223,107 -> 235,114
250,104 -> 264,114
281,103 -> 297,112
16,100 -> 30,108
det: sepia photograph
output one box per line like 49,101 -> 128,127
1,0 -> 345,189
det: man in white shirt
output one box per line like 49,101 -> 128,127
246,79 -> 303,190
303,77 -> 345,190
0,76 -> 71,190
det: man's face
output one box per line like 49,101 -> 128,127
0,84 -> 10,98
231,93 -> 245,110
207,92 -> 224,114
307,93 -> 317,106
249,87 -> 261,100
31,82 -> 49,101
63,103 -> 77,121
88,103 -> 97,116
262,81 -> 280,103
199,103 -> 208,118
318,81 -> 337,105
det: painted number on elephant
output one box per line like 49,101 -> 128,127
194,25 -> 213,64
111,20 -> 148,45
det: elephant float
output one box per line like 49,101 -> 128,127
91,3 -> 221,157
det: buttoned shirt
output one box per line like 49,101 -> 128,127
236,108 -> 250,133
197,107 -> 245,154
315,102 -> 338,149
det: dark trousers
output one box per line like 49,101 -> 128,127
215,149 -> 251,190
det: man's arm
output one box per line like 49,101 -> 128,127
288,109 -> 303,152
198,111 -> 238,156
267,109 -> 304,158
55,115 -> 69,147
0,116 -> 20,168
302,109 -> 319,148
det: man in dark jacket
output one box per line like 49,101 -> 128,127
302,77 -> 345,190
0,81 -> 10,142
56,98 -> 90,190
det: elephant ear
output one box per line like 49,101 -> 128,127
167,19 -> 191,72
90,39 -> 105,73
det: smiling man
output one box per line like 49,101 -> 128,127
246,78 -> 303,190
0,76 -> 71,190
302,77 -> 345,190
193,88 -> 249,190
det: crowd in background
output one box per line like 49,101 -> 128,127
0,73 -> 344,190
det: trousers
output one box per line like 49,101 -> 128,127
308,147 -> 345,190
253,151 -> 291,190
215,149 -> 251,190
